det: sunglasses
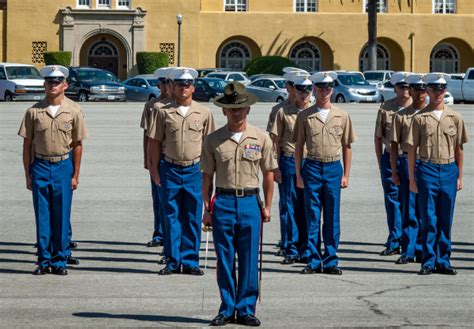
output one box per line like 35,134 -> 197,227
396,84 -> 410,90
314,83 -> 334,89
295,85 -> 313,93
174,80 -> 194,87
45,79 -> 64,85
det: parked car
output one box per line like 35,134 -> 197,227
246,77 -> 288,102
65,67 -> 126,102
363,70 -> 394,87
448,68 -> 474,103
193,77 -> 226,102
206,71 -> 251,85
122,74 -> 161,101
0,62 -> 45,101
377,80 -> 454,105
332,73 -> 380,103
248,74 -> 281,82
196,68 -> 225,77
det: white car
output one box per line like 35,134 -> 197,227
206,71 -> 251,85
0,63 -> 45,101
363,70 -> 394,87
378,80 -> 454,105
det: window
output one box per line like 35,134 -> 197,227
219,41 -> 252,70
32,41 -> 47,64
430,43 -> 458,73
225,0 -> 247,12
289,41 -> 321,72
117,0 -> 130,9
295,0 -> 317,12
97,0 -> 111,8
77,0 -> 91,8
359,44 -> 390,71
364,0 -> 387,13
433,0 -> 456,14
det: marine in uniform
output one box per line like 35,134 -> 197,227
141,67 -> 173,248
271,72 -> 312,264
266,67 -> 308,257
148,67 -> 216,275
18,65 -> 88,275
374,72 -> 412,256
390,74 -> 426,264
294,71 -> 357,275
407,73 -> 469,275
201,82 -> 277,327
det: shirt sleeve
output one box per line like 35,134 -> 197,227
204,110 -> 217,136
140,103 -> 150,130
406,116 -> 419,147
456,115 -> 469,146
342,113 -> 357,146
147,108 -> 165,141
374,109 -> 383,138
260,133 -> 279,172
270,109 -> 283,138
18,108 -> 34,140
72,107 -> 88,141
293,111 -> 306,144
266,105 -> 279,132
391,113 -> 402,143
200,137 -> 216,175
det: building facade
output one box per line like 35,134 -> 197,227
0,0 -> 472,79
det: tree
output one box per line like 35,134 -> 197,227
367,0 -> 378,70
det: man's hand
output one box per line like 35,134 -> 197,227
409,179 -> 418,194
202,212 -> 212,227
296,174 -> 304,189
151,169 -> 160,186
273,169 -> 282,184
26,175 -> 32,191
457,178 -> 463,191
392,173 -> 400,186
340,176 -> 349,189
144,159 -> 149,170
262,207 -> 271,223
72,176 -> 79,190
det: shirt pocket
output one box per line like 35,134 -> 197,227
216,150 -> 235,177
241,150 -> 262,176
33,121 -> 50,140
328,125 -> 343,146
57,119 -> 73,146
444,126 -> 457,154
188,122 -> 204,142
165,119 -> 180,142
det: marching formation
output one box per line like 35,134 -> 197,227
18,65 -> 469,327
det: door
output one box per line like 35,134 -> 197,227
88,40 -> 119,77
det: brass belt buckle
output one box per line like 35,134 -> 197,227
236,188 -> 244,197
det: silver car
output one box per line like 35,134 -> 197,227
332,73 -> 381,103
246,77 -> 288,102
377,80 -> 454,105
122,74 -> 161,101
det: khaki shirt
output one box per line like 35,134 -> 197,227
140,96 -> 172,131
407,106 -> 469,162
293,104 -> 357,160
18,97 -> 88,156
375,97 -> 412,151
266,99 -> 291,133
148,100 -> 216,161
200,124 -> 278,189
391,105 -> 421,153
271,103 -> 308,155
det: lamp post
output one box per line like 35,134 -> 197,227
176,14 -> 183,66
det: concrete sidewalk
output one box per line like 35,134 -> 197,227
0,102 -> 473,327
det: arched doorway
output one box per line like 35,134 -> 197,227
289,41 -> 321,72
219,41 -> 252,70
359,43 -> 390,72
430,43 -> 459,73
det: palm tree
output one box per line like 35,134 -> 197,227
367,0 -> 378,70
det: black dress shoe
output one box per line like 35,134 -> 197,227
69,241 -> 78,249
275,248 -> 285,257
67,257 -> 80,265
158,266 -> 180,275
182,267 -> 204,276
210,314 -> 233,326
323,266 -> 343,275
417,267 -> 433,275
281,257 -> 297,265
237,314 -> 261,326
147,239 -> 163,247
157,256 -> 168,265
379,247 -> 401,256
51,267 -> 68,275
301,266 -> 321,274
395,256 -> 414,265
32,266 -> 50,275
435,267 -> 457,275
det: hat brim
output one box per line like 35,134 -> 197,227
213,92 -> 259,108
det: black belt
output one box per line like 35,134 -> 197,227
216,187 -> 259,197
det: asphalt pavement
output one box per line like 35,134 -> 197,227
0,101 -> 473,328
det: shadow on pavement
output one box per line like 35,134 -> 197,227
72,312 -> 209,324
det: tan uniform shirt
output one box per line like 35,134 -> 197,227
293,104 -> 357,161
375,97 -> 412,152
200,124 -> 278,189
266,99 -> 291,133
271,103 -> 308,155
391,105 -> 421,153
140,96 -> 172,131
407,106 -> 469,163
147,100 -> 216,162
18,97 -> 88,156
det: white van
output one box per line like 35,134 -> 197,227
0,63 -> 45,101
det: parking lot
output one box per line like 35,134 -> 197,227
0,101 -> 473,327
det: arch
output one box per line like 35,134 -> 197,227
430,38 -> 473,73
359,37 -> 404,71
216,36 -> 261,70
288,37 -> 333,72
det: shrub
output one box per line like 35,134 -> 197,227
244,56 -> 297,76
136,52 -> 169,74
43,51 -> 72,67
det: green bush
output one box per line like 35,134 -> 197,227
43,51 -> 72,67
244,56 -> 297,76
136,52 -> 169,74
